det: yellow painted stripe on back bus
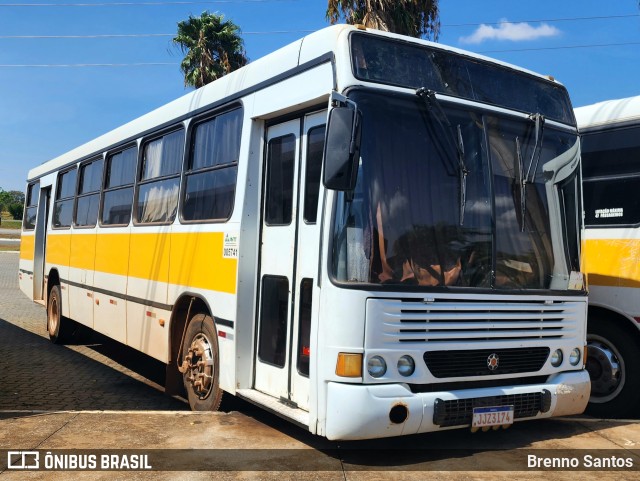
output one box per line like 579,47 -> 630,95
44,231 -> 237,294
583,238 -> 640,288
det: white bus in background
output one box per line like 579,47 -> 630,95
19,25 -> 589,440
576,97 -> 640,417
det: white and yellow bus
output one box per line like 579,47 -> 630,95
19,25 -> 589,440
576,96 -> 640,417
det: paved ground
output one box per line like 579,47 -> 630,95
0,252 -> 185,411
1,252 -> 640,480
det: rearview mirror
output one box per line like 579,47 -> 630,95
323,106 -> 361,191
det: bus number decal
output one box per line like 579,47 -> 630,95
223,233 -> 239,259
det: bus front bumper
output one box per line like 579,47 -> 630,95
324,370 -> 590,440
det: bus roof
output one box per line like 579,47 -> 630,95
27,24 -> 566,182
575,96 -> 640,130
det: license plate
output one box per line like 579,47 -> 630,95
471,405 -> 514,428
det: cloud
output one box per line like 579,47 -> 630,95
459,19 -> 561,44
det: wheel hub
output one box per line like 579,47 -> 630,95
183,333 -> 214,400
586,339 -> 623,401
48,297 -> 59,335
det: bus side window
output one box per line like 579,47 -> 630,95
102,146 -> 137,226
75,158 -> 104,227
23,181 -> 40,230
53,168 -> 77,228
265,135 -> 296,226
136,129 -> 184,224
582,127 -> 640,227
303,125 -> 325,224
182,108 -> 242,222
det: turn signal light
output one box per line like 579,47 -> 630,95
335,353 -> 363,378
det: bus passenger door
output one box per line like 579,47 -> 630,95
255,119 -> 300,401
255,111 -> 326,411
33,187 -> 50,301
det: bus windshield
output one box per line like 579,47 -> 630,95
350,33 -> 574,124
330,90 -> 581,291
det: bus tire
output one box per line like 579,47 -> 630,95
586,314 -> 640,418
47,284 -> 75,344
181,313 -> 223,411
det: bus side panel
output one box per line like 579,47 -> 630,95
93,230 -> 130,344
168,229 -> 239,392
18,234 -> 35,299
46,232 -> 72,317
68,231 -> 96,328
126,229 -> 171,362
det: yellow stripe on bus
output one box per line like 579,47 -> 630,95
584,238 -> 640,288
19,234 -> 35,261
43,231 -> 237,294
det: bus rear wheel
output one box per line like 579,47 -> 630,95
586,314 -> 640,418
47,284 -> 76,344
181,313 -> 223,411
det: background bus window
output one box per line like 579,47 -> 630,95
23,181 -> 40,230
75,158 -> 104,227
303,125 -> 325,224
182,108 -> 242,221
53,168 -> 77,228
583,177 -> 640,226
102,146 -> 137,226
136,129 -> 184,224
265,134 -> 296,226
582,126 -> 640,226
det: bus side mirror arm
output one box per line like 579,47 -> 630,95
323,99 -> 361,191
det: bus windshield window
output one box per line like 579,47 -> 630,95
350,33 -> 574,125
330,90 -> 580,291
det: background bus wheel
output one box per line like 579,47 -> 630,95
586,314 -> 640,418
181,313 -> 223,411
47,284 -> 76,344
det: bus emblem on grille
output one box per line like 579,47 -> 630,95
487,353 -> 499,371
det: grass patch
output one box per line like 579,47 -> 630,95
0,219 -> 22,230
0,245 -> 19,252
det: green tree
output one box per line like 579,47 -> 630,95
173,11 -> 248,88
326,0 -> 440,40
0,189 -> 24,220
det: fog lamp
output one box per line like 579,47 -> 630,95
397,355 -> 415,377
367,356 -> 387,378
569,348 -> 581,366
550,349 -> 563,367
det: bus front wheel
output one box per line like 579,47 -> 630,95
586,314 -> 640,418
47,284 -> 76,344
181,313 -> 223,411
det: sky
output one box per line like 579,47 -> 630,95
1,0 -> 639,192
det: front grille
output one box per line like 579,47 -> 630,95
424,347 -> 550,378
433,391 -> 551,427
366,297 -> 583,345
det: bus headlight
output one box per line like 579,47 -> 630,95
550,349 -> 563,367
367,356 -> 387,378
569,348 -> 581,366
397,355 -> 415,377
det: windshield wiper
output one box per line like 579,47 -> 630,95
515,136 -> 526,232
526,113 -> 545,184
416,87 -> 469,225
517,113 -> 545,232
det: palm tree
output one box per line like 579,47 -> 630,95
173,12 -> 248,88
326,0 -> 440,40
